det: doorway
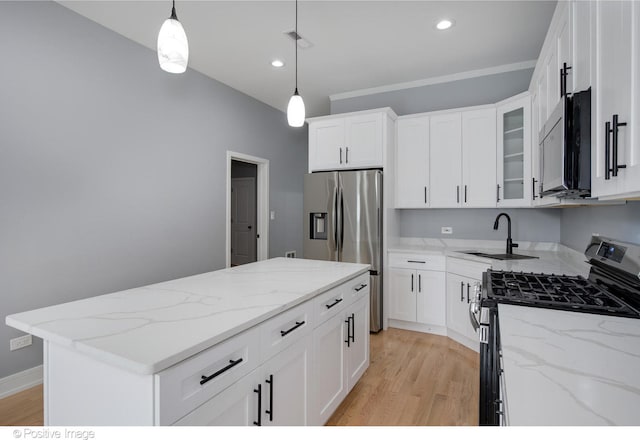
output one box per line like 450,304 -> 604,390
226,152 -> 269,267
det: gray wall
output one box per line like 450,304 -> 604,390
330,68 -> 534,116
560,202 -> 640,252
0,1 -> 307,379
400,208 -> 562,243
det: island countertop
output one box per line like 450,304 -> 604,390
6,258 -> 370,375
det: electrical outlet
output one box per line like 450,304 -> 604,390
10,334 -> 32,351
441,227 -> 453,235
285,250 -> 296,258
270,211 -> 276,220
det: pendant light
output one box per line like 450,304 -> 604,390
287,0 -> 305,127
157,0 -> 189,74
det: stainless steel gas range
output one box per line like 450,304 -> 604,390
470,235 -> 640,426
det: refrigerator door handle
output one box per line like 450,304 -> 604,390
333,186 -> 339,253
340,187 -> 345,251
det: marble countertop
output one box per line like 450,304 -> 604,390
498,304 -> 640,425
6,258 -> 369,375
388,238 -> 590,276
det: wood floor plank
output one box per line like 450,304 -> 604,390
0,328 -> 478,426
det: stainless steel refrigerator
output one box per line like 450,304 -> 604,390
303,170 -> 383,332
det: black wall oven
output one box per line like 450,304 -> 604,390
471,235 -> 640,426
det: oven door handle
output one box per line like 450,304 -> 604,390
469,282 -> 481,331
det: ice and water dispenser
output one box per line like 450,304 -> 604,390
309,213 -> 327,240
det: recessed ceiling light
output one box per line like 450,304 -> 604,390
271,59 -> 285,68
436,19 -> 454,30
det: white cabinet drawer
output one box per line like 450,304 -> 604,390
260,301 -> 313,362
446,256 -> 490,279
313,284 -> 348,326
388,253 -> 446,271
344,272 -> 370,302
155,326 -> 260,425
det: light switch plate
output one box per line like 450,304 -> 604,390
441,227 -> 453,234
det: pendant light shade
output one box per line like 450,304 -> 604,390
287,89 -> 306,127
157,1 -> 189,74
287,0 -> 305,127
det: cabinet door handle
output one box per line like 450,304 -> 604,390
467,283 -> 470,303
253,384 -> 262,426
456,185 -> 460,203
560,63 -> 572,98
265,374 -> 274,422
605,121 -> 612,180
418,274 -> 422,293
339,147 -> 343,165
424,186 -> 428,204
464,185 -> 468,203
460,281 -> 464,302
612,114 -> 627,177
280,321 -> 305,337
344,315 -> 352,347
346,147 -> 349,164
407,260 -> 426,264
350,313 -> 355,343
496,184 -> 501,203
325,298 -> 343,309
532,178 -> 538,200
411,273 -> 414,292
200,358 -> 243,385
354,283 -> 368,292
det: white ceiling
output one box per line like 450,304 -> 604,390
58,0 -> 557,117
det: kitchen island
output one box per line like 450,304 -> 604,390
6,258 -> 371,426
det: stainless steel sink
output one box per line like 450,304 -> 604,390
461,251 -> 539,261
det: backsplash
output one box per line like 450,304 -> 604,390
398,208 -> 562,243
560,201 -> 640,252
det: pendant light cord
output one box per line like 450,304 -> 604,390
295,0 -> 298,93
171,0 -> 177,20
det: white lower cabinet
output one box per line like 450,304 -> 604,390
446,258 -> 489,351
174,368 -> 261,426
310,281 -> 370,426
175,335 -> 311,426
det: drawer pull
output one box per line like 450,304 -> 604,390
354,283 -> 368,292
325,298 -> 343,309
200,358 -> 243,385
407,260 -> 426,264
280,321 -> 305,337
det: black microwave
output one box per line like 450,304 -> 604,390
539,88 -> 591,198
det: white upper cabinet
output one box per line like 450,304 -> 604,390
307,109 -> 395,172
462,108 -> 497,208
395,107 -> 497,209
429,113 -> 463,207
572,0 -> 593,92
395,116 -> 430,208
496,93 -> 532,207
592,0 -> 639,199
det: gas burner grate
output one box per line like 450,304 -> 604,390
486,270 -> 636,315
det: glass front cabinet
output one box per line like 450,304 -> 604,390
496,93 -> 532,207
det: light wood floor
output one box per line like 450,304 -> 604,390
0,328 -> 478,426
327,328 -> 479,426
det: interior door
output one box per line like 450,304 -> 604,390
338,170 -> 382,270
231,177 -> 257,266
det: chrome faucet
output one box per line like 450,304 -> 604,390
493,213 -> 518,255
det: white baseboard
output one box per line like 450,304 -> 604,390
0,365 -> 43,399
388,319 -> 447,337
